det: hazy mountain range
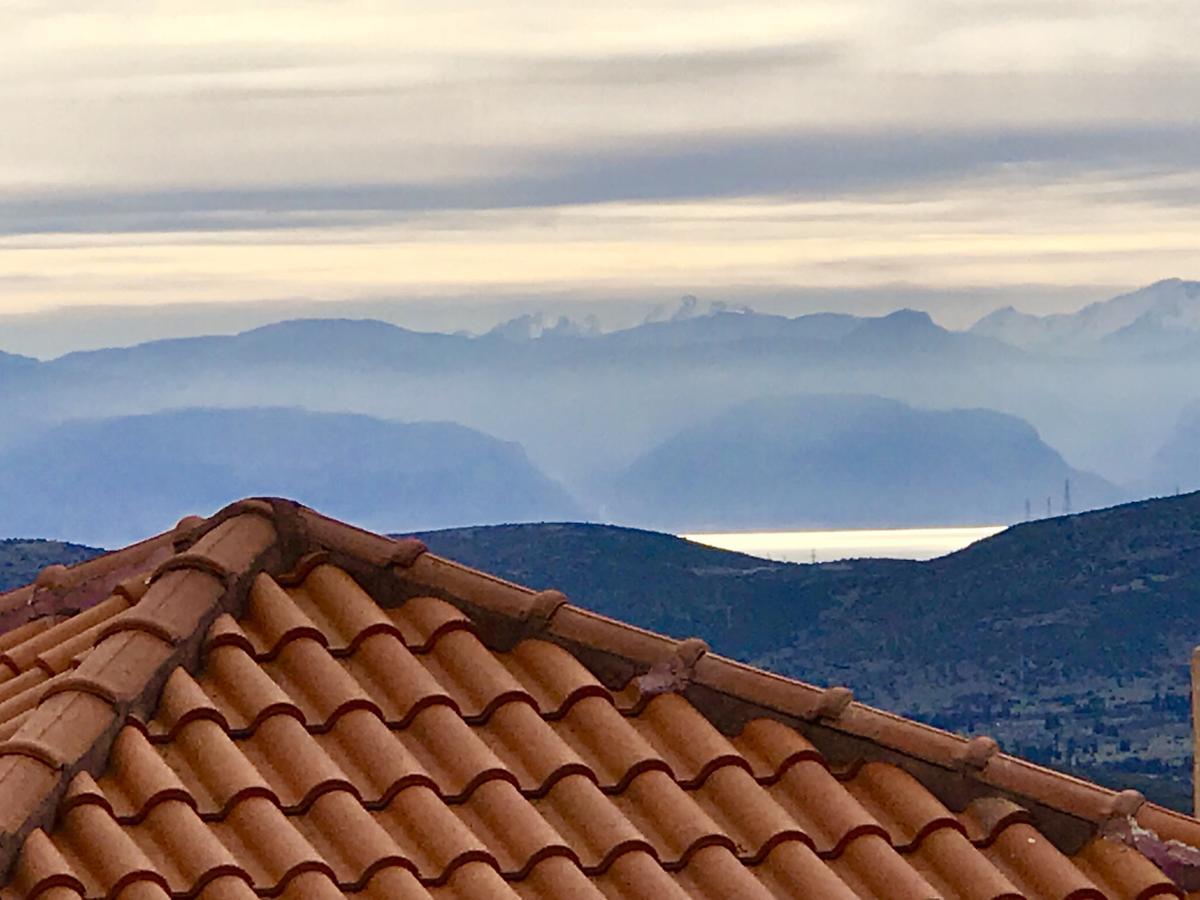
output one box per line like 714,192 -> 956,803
608,395 -> 1121,530
970,278 -> 1200,357
1,278 -> 1198,539
0,408 -> 580,546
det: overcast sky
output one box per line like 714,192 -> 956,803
1,0 -> 1197,337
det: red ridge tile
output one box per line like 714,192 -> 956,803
981,822 -> 1106,899
750,839 -> 862,899
610,769 -> 736,868
158,718 -> 275,818
766,757 -> 889,857
550,695 -> 671,792
4,508 -> 1199,900
473,700 -> 593,796
531,774 -> 656,874
10,691 -> 116,772
633,693 -> 751,786
199,643 -> 304,734
0,754 -> 60,840
287,565 -> 402,655
419,630 -> 536,722
263,637 -> 382,728
386,597 -> 473,652
182,511 -> 277,583
292,789 -> 412,888
42,629 -> 173,707
732,716 -> 824,782
401,554 -> 537,622
497,639 -> 611,720
903,825 -> 1024,899
373,784 -> 495,884
843,761 -> 966,850
92,729 -> 194,823
341,632 -> 458,727
239,575 -> 326,660
827,832 -> 941,900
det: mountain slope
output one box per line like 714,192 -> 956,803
0,350 -> 37,369
609,394 -> 1122,529
971,278 -> 1200,354
0,407 -> 582,546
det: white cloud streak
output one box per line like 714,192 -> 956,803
0,0 -> 1197,315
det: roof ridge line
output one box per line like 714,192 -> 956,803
0,505 -> 284,881
7,496 -> 1200,875
373,543 -> 1189,847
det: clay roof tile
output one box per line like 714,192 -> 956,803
0,496 -> 1194,898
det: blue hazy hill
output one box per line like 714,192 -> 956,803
609,394 -> 1123,529
0,407 -> 581,546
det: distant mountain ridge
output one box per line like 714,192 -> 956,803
2,278 -> 1198,496
0,350 -> 37,369
971,278 -> 1200,355
0,407 -> 581,546
609,394 -> 1122,529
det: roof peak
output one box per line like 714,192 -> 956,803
1,497 -> 1198,894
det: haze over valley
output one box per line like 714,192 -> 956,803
1,279 -> 1198,542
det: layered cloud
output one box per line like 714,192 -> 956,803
0,0 -> 1197,316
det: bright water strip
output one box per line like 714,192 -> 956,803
682,525 -> 1006,563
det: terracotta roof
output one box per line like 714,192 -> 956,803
0,497 -> 1197,899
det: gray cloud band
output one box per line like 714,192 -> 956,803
1,122 -> 1198,237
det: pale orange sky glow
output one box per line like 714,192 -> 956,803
1,0 -> 1197,328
